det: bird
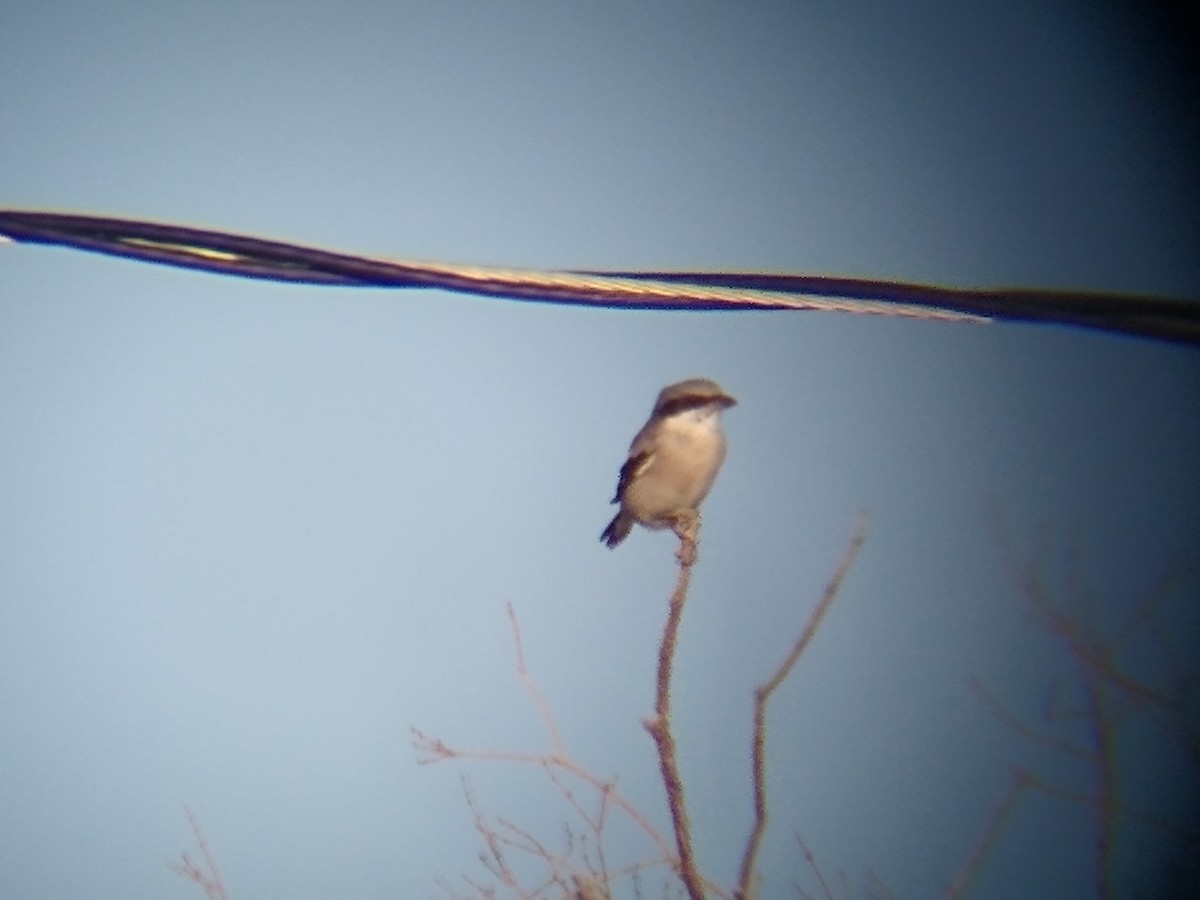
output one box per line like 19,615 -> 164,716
600,378 -> 737,548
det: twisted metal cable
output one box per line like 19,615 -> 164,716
2,209 -> 1197,345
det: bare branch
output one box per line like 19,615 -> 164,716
794,834 -> 837,900
945,770 -> 1033,899
507,602 -> 567,756
420,604 -> 715,897
1082,674 -> 1118,900
865,870 -> 898,900
966,676 -> 1091,761
1024,774 -> 1200,845
976,511 -> 1200,897
169,806 -> 231,900
735,515 -> 867,899
643,511 -> 706,900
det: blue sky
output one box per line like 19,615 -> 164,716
1,2 -> 1198,898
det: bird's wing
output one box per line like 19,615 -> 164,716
612,449 -> 654,504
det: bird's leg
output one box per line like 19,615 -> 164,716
672,510 -> 700,566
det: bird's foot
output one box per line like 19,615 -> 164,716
672,511 -> 700,566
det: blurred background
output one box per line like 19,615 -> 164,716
1,2 -> 1197,898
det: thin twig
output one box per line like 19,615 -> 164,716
412,718 -> 676,867
794,834 -> 836,900
1083,674 -> 1117,900
734,516 -> 867,900
419,605 -> 729,897
412,606 -> 678,866
944,770 -> 1033,898
169,806 -> 231,900
1023,774 -> 1200,844
966,676 -> 1091,761
978,511 -> 1200,897
507,601 -> 566,755
866,869 -> 899,900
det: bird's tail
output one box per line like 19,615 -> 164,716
600,511 -> 632,548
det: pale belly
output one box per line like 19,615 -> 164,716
624,426 -> 726,528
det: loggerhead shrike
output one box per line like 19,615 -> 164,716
600,378 -> 737,548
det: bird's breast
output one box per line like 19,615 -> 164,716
623,415 -> 726,525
